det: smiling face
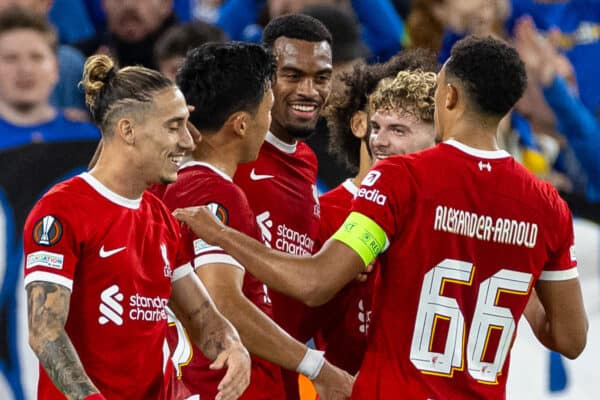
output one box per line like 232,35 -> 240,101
368,109 -> 435,161
270,37 -> 332,141
0,28 -> 57,110
132,86 -> 194,184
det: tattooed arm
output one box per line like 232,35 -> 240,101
170,272 -> 250,400
27,282 -> 100,400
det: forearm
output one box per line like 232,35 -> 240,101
214,226 -> 352,306
523,291 -> 557,351
217,295 -> 307,371
27,283 -> 98,399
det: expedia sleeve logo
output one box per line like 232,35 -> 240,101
32,215 -> 63,246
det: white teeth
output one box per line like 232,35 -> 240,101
291,105 -> 316,112
170,156 -> 183,165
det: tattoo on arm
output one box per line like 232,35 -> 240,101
185,299 -> 236,360
27,283 -> 99,399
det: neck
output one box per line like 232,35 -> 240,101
0,100 -> 56,126
192,134 -> 239,178
270,119 -> 298,145
442,113 -> 501,150
89,142 -> 147,199
352,141 -> 372,187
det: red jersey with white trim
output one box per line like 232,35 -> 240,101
161,162 -> 284,399
234,133 -> 320,342
23,173 -> 192,400
348,140 -> 578,400
313,179 -> 374,375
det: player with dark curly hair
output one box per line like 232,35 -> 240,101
174,35 -> 588,399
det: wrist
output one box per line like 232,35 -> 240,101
296,348 -> 325,380
84,394 -> 106,400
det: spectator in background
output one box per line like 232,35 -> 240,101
515,16 -> 600,219
0,1 -> 88,115
216,0 -> 405,62
0,7 -> 100,399
75,0 -> 178,69
154,20 -> 226,82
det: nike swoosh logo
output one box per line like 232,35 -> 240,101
249,168 -> 274,181
99,246 -> 126,258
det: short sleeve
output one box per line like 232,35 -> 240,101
23,196 -> 80,291
539,198 -> 578,281
171,224 -> 193,282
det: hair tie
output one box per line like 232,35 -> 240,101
103,67 -> 116,83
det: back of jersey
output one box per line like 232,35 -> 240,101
351,140 -> 576,400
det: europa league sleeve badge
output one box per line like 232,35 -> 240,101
32,215 -> 63,246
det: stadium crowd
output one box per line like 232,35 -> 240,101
1,0 -> 599,399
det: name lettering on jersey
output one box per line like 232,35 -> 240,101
26,250 -> 64,270
160,243 -> 172,278
99,245 -> 126,258
99,284 -> 169,325
433,205 -> 538,248
32,215 -> 62,246
249,168 -> 274,181
361,170 -> 382,187
357,188 -> 387,206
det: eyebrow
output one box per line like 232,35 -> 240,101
164,116 -> 186,126
279,66 -> 333,75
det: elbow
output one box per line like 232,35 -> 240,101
302,280 -> 334,307
554,321 -> 588,360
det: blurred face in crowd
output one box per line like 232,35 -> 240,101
431,0 -> 505,35
0,28 -> 57,110
159,55 -> 183,82
268,0 -> 339,17
0,0 -> 52,13
369,109 -> 435,161
271,37 -> 332,140
103,0 -> 173,42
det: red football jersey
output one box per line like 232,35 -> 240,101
348,140 -> 578,400
234,132 -> 320,399
23,173 -> 192,400
234,133 -> 321,341
313,179 -> 374,375
161,161 -> 285,399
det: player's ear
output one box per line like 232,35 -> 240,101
230,112 -> 248,138
445,83 -> 459,110
351,110 -> 368,139
115,118 -> 135,145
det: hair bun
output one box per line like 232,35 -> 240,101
80,55 -> 116,108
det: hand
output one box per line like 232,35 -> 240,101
354,261 -> 375,283
514,17 -> 557,86
312,361 -> 354,400
186,105 -> 203,145
173,206 -> 226,246
210,341 -> 251,400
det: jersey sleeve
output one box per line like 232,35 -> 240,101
539,196 -> 578,281
171,223 -> 193,282
23,194 -> 81,291
190,186 -> 255,272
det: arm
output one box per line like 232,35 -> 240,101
523,279 -> 588,359
170,272 -> 250,400
27,282 -> 101,400
182,207 -> 362,306
197,264 -> 354,395
173,207 -> 364,307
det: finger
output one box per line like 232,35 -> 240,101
216,364 -> 246,400
209,351 -> 228,370
186,121 -> 202,144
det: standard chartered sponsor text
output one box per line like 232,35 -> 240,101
433,205 -> 538,248
129,294 -> 168,322
275,223 -> 315,255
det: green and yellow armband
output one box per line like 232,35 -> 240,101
332,211 -> 388,269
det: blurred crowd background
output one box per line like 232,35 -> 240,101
0,0 -> 599,399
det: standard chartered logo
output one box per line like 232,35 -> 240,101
99,284 -> 124,326
256,211 -> 273,246
256,211 -> 315,255
99,284 -> 168,326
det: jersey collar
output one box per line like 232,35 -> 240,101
443,139 -> 511,159
179,160 -> 233,182
265,131 -> 297,154
342,178 -> 358,196
79,172 -> 142,209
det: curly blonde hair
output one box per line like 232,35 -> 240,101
368,69 -> 436,122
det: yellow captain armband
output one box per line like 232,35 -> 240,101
331,211 -> 388,269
